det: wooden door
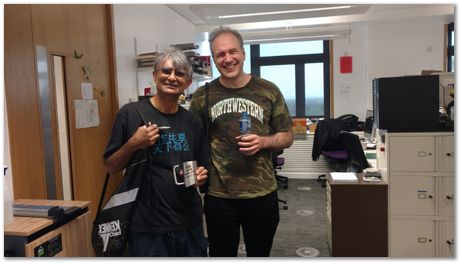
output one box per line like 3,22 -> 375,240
5,5 -> 46,199
5,4 -> 122,220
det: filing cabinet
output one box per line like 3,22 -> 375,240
439,176 -> 454,217
439,220 -> 455,257
376,131 -> 454,257
390,219 -> 436,257
438,136 -> 454,172
388,136 -> 436,172
389,176 -> 436,216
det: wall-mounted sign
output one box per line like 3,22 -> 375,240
340,56 -> 352,74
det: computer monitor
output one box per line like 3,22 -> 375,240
364,109 -> 375,143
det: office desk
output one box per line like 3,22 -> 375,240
326,173 -> 388,256
4,199 -> 92,257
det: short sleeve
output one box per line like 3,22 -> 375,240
102,105 -> 130,159
270,85 -> 293,133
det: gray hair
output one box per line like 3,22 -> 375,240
208,26 -> 244,57
153,48 -> 193,79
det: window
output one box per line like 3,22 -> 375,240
251,41 -> 330,118
259,41 -> 323,56
209,40 -> 330,118
447,23 -> 454,72
260,64 -> 296,115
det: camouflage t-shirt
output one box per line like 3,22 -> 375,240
189,75 -> 292,199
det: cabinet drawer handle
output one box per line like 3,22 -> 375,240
417,193 -> 433,199
446,194 -> 454,201
417,237 -> 432,243
447,152 -> 452,157
417,151 -> 431,157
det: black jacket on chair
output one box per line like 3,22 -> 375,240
339,131 -> 370,172
311,119 -> 346,161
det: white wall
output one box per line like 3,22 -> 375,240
333,24 -> 369,120
333,17 -> 446,120
113,4 -> 197,107
368,18 -> 445,79
113,6 -> 448,119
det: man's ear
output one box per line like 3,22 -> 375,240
185,79 -> 192,88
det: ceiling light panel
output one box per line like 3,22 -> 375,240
188,4 -> 371,25
240,25 -> 351,44
218,5 -> 354,19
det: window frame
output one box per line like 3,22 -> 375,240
249,41 -> 331,119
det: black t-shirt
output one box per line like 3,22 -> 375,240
103,99 -> 208,233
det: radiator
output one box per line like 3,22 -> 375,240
278,135 -> 330,179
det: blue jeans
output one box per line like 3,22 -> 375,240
128,224 -> 208,257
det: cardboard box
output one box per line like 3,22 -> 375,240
292,118 -> 307,134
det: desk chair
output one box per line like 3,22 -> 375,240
312,119 -> 347,187
322,150 -> 348,170
316,150 -> 348,187
311,119 -> 345,161
273,151 -> 288,210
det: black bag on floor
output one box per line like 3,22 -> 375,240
91,149 -> 148,256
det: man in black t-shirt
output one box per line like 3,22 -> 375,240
103,48 -> 209,256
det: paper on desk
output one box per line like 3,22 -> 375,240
330,172 -> 358,182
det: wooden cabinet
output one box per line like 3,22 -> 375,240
376,131 -> 454,257
326,174 -> 388,256
4,199 -> 92,257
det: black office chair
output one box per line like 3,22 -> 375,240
322,150 -> 348,171
273,150 -> 288,210
336,114 -> 359,131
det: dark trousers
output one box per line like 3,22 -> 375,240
204,191 -> 279,257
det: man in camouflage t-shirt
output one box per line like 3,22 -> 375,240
190,26 -> 293,257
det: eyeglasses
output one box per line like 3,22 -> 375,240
160,67 -> 188,79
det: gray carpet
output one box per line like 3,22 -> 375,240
238,179 -> 330,257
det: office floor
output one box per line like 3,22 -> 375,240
237,179 -> 330,257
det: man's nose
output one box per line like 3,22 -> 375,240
167,72 -> 178,80
223,53 -> 233,62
